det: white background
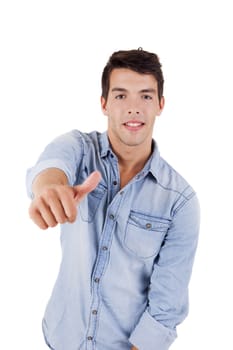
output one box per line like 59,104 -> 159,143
0,0 -> 232,348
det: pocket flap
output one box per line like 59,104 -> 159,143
129,211 -> 170,232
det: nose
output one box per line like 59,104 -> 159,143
128,109 -> 140,115
126,97 -> 141,115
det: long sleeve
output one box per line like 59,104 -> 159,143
129,193 -> 200,349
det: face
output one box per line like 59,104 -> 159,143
101,68 -> 164,152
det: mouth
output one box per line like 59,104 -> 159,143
123,121 -> 145,131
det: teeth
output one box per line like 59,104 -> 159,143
125,122 -> 142,127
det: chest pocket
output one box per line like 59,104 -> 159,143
124,211 -> 170,259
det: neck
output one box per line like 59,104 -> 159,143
108,135 -> 153,188
117,146 -> 152,172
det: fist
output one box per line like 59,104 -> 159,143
29,171 -> 101,229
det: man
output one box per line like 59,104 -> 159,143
27,48 -> 200,350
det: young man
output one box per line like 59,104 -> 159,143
27,49 -> 200,350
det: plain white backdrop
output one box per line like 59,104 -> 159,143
0,0 -> 232,348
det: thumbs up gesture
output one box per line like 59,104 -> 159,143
29,170 -> 101,230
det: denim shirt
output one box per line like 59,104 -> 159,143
26,130 -> 200,350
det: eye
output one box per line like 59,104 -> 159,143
142,95 -> 152,100
115,94 -> 126,100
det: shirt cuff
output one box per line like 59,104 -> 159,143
129,310 -> 177,350
26,159 -> 74,199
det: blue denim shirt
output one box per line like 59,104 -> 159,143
26,130 -> 200,350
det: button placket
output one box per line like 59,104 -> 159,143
86,178 -> 124,347
86,209 -> 117,347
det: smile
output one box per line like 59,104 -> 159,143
124,122 -> 144,127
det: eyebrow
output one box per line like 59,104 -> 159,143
111,87 -> 157,93
140,88 -> 157,94
111,87 -> 127,92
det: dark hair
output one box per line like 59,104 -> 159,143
101,48 -> 164,101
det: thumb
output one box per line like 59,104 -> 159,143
74,171 -> 102,202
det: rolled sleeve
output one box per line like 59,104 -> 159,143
129,310 -> 177,350
26,130 -> 84,198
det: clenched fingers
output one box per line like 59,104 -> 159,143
29,208 -> 49,230
29,185 -> 77,229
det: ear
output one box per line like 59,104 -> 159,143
157,96 -> 165,116
101,96 -> 108,116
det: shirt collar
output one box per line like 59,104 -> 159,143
99,132 -> 161,182
99,131 -> 112,158
147,140 -> 161,182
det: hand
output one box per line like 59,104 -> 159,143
29,171 -> 101,229
131,347 -> 139,350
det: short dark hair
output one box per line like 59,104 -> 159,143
101,48 -> 164,101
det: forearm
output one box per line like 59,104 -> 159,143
32,168 -> 68,197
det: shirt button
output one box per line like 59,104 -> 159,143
120,191 -> 124,195
113,180 -> 117,185
92,310 -> 98,315
109,214 -> 115,220
94,277 -> 100,283
102,246 -> 108,251
146,223 -> 152,229
87,336 -> 93,341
